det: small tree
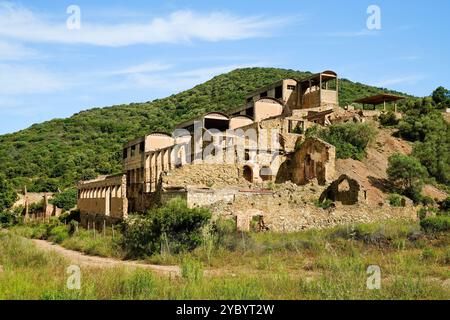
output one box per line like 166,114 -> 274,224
432,86 -> 450,107
122,198 -> 212,257
387,154 -> 428,202
379,111 -> 399,126
50,188 -> 78,211
0,174 -> 17,211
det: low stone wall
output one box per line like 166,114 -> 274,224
209,183 -> 417,232
161,187 -> 237,208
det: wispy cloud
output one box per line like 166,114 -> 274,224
0,64 -> 68,94
110,62 -> 173,76
0,2 -> 290,47
374,75 -> 425,87
108,63 -> 265,92
0,41 -> 39,60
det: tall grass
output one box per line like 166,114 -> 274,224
3,218 -> 449,300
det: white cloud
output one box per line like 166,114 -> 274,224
0,64 -> 68,94
110,62 -> 173,75
108,63 -> 264,93
0,41 -> 38,60
374,75 -> 425,87
0,2 -> 288,47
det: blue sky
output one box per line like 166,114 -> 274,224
0,0 -> 449,134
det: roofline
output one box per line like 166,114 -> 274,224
245,78 -> 297,98
254,96 -> 286,106
176,111 -> 230,129
298,70 -> 337,85
353,93 -> 406,105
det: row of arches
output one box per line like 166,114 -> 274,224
243,164 -> 273,183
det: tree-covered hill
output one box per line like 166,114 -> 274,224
0,67 -> 408,191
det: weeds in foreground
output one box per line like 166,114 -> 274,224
3,218 -> 449,300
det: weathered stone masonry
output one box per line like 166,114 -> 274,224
75,70 -> 403,232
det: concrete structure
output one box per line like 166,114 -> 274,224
77,174 -> 128,225
77,70 -> 377,229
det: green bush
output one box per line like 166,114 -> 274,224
379,111 -> 399,126
0,175 -> 18,211
0,211 -> 21,227
121,198 -> 211,258
308,122 -> 377,160
420,215 -> 450,233
31,223 -> 49,239
50,188 -> 78,211
388,194 -> 404,207
387,154 -> 428,190
440,197 -> 450,212
421,196 -> 435,206
48,225 -> 70,244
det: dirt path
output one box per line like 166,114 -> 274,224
32,239 -> 181,277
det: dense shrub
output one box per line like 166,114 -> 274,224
50,188 -> 78,211
388,194 -> 404,207
387,153 -> 428,203
48,225 -> 70,244
397,97 -> 450,186
0,174 -> 17,211
420,216 -> 450,233
308,122 -> 377,160
421,196 -> 435,206
121,198 -> 211,257
0,211 -> 20,227
379,111 -> 399,126
440,197 -> 450,212
417,207 -> 438,221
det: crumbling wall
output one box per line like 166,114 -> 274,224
162,164 -> 248,188
209,182 -> 416,232
319,174 -> 364,205
291,137 -> 336,185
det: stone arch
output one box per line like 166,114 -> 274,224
319,174 -> 361,205
243,165 -> 254,183
260,166 -> 272,181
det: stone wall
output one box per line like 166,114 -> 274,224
161,187 -> 237,208
162,164 -> 248,189
209,182 -> 417,232
291,137 -> 336,185
319,174 -> 365,205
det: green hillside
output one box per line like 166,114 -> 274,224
0,67 -> 408,191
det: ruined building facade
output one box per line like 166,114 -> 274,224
77,70 -> 376,228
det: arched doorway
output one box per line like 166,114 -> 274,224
304,155 -> 315,180
243,165 -> 253,182
260,166 -> 272,181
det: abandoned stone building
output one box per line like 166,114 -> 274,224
77,70 -> 413,230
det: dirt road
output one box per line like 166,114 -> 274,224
32,239 -> 181,277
